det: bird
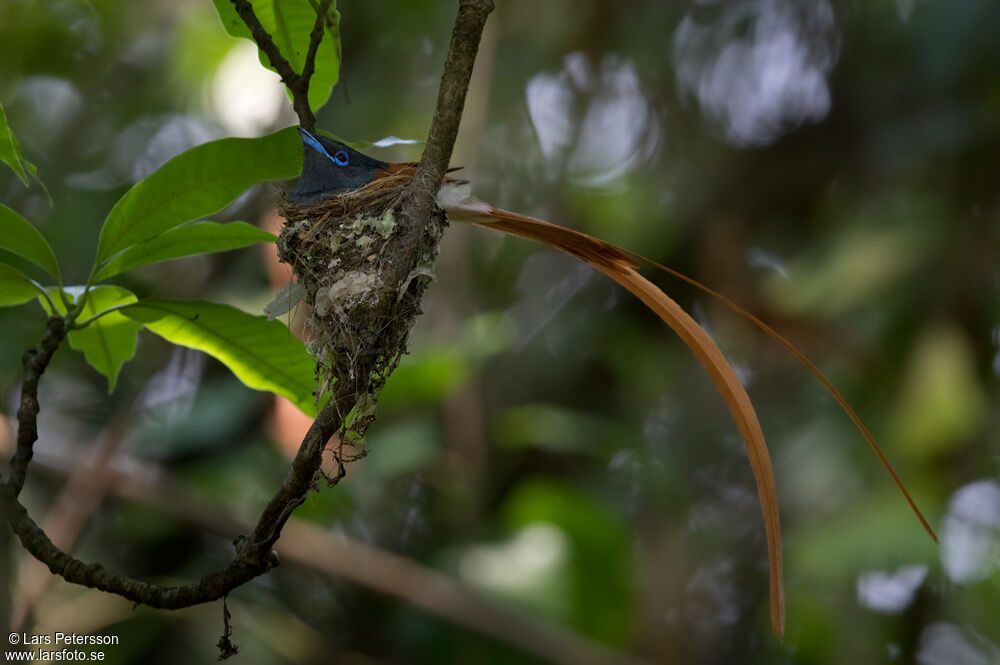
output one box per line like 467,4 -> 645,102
290,130 -> 395,203
286,127 -> 938,638
289,129 -> 661,271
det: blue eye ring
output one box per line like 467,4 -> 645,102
333,150 -> 349,166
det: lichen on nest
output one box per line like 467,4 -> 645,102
275,174 -> 447,421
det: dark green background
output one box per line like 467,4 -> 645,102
2,0 -> 998,663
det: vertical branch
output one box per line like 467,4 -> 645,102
398,0 -> 495,228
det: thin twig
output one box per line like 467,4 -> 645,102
229,0 -> 333,132
230,0 -> 297,80
297,0 -> 334,132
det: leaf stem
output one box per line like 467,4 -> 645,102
30,279 -> 57,314
71,302 -> 132,330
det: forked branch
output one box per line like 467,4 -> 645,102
230,0 -> 334,132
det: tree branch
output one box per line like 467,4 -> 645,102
230,0 -> 297,80
16,443 -> 649,665
229,0 -> 334,132
298,1 -> 333,106
2,0 -> 495,620
399,0 -> 495,229
6,316 -> 66,496
0,380 -> 354,610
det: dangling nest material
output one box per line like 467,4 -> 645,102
276,174 -> 447,419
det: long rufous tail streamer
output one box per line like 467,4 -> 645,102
440,186 -> 938,638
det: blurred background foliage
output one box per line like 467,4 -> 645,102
2,0 -> 999,663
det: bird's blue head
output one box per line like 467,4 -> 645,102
289,128 -> 388,204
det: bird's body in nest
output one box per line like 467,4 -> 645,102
282,128 -> 938,638
288,129 -> 640,271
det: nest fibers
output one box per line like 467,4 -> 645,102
276,174 -> 447,417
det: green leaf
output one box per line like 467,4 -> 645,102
122,299 -> 317,416
71,288 -> 142,393
0,263 -> 42,307
93,127 -> 301,272
0,203 -> 60,278
0,101 -> 29,185
212,0 -> 341,112
0,100 -> 41,190
94,221 -> 276,282
42,286 -> 141,393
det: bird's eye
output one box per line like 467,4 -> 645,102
334,150 -> 349,166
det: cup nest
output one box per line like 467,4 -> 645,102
275,175 -> 447,412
